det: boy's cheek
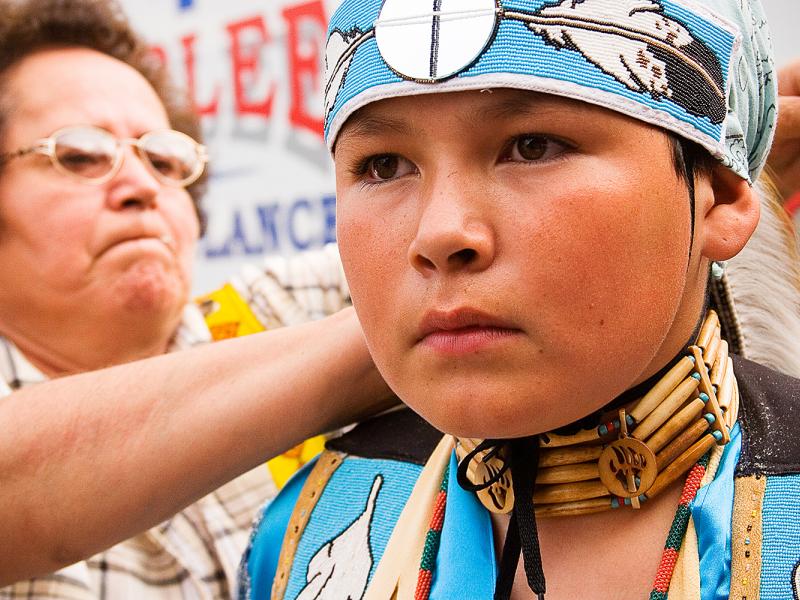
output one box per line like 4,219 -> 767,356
337,169 -> 695,436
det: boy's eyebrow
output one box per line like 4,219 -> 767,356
471,92 -> 570,123
337,113 -> 414,146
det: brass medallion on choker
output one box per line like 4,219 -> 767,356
455,310 -> 739,517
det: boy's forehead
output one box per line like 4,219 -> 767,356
337,88 -> 609,145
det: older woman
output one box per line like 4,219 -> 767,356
0,0 -> 388,597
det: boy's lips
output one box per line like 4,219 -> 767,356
416,308 -> 522,354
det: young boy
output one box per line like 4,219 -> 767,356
240,0 -> 800,598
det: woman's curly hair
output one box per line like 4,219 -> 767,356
0,0 -> 207,231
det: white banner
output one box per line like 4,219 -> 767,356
120,0 -> 340,292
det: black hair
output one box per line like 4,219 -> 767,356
668,135 -> 717,243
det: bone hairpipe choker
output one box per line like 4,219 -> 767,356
456,310 -> 738,517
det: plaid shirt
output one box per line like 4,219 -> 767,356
0,245 -> 350,600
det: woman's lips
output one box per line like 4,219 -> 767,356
99,236 -> 175,261
417,309 -> 522,355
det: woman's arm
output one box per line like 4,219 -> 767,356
0,307 -> 393,585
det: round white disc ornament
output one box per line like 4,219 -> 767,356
375,0 -> 500,82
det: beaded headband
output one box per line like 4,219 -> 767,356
324,0 -> 777,182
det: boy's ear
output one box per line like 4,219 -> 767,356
699,164 -> 760,261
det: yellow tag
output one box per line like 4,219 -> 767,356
267,436 -> 327,489
195,284 -> 265,341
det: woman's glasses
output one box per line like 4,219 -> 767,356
0,125 -> 208,187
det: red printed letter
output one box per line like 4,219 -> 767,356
148,45 -> 168,69
282,1 -> 326,138
226,16 -> 277,118
182,33 -> 221,117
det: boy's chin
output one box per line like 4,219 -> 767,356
406,394 -> 599,440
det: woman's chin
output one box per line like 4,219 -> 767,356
112,263 -> 189,315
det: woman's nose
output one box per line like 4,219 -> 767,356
105,147 -> 160,211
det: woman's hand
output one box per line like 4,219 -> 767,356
769,60 -> 800,201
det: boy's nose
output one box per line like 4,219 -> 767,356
408,175 -> 495,276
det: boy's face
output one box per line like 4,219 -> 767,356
336,89 -> 712,438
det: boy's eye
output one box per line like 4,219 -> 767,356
365,154 -> 416,182
504,135 -> 569,163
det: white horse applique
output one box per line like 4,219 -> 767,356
296,475 -> 383,600
793,560 -> 800,599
